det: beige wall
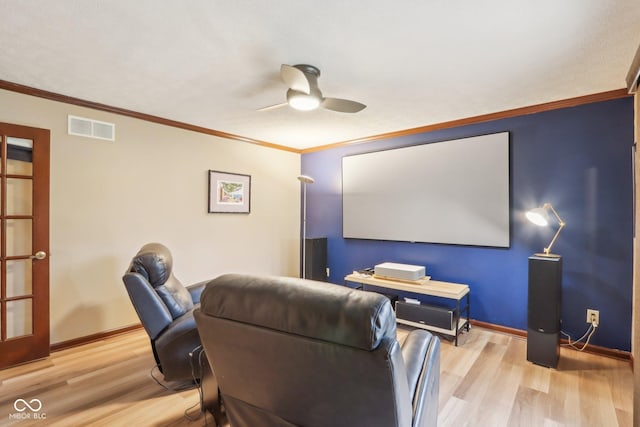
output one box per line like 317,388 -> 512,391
0,88 -> 301,344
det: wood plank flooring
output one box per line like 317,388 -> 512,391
0,325 -> 632,426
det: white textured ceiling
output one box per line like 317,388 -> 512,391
1,1 -> 639,151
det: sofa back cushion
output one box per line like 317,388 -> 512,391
195,274 -> 411,427
199,273 -> 396,350
129,242 -> 193,318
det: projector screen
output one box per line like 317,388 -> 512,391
342,132 -> 510,247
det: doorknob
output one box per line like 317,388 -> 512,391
30,251 -> 47,260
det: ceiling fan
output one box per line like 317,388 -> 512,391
259,64 -> 366,113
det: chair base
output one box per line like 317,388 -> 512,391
201,351 -> 224,426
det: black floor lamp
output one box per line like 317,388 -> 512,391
298,175 -> 314,278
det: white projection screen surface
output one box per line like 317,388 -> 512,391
342,132 -> 510,247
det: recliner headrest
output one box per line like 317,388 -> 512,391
199,274 -> 397,351
129,242 -> 174,288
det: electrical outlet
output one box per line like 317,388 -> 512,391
586,309 -> 599,325
326,267 -> 330,278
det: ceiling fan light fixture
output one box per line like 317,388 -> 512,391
259,64 -> 365,114
287,90 -> 321,111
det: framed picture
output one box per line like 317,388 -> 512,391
208,170 -> 251,214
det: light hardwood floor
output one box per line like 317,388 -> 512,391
0,326 -> 632,427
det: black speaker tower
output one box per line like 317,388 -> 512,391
527,255 -> 562,368
304,237 -> 328,281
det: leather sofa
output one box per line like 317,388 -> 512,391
195,274 -> 440,427
122,243 -> 208,382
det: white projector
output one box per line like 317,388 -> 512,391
374,262 -> 426,281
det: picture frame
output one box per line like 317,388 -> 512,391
208,170 -> 251,214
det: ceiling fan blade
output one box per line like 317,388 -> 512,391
321,97 -> 366,113
257,102 -> 289,112
280,64 -> 311,94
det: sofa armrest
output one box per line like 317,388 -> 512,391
187,280 -> 209,304
401,329 -> 440,427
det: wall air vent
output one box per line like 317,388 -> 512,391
68,115 -> 115,141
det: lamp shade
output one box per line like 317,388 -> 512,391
297,175 -> 315,184
526,207 -> 549,226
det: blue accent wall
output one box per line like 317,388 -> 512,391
301,98 -> 634,351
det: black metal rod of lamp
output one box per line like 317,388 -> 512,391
298,175 -> 314,278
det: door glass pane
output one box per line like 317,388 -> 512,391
7,158 -> 33,176
6,260 -> 32,297
6,219 -> 32,257
6,299 -> 33,338
6,137 -> 34,176
6,178 -> 32,215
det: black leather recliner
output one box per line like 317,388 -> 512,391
122,243 -> 207,382
195,274 -> 440,427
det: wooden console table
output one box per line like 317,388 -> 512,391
344,274 -> 470,345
